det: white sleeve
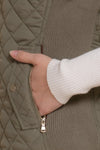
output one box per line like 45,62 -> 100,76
47,47 -> 100,104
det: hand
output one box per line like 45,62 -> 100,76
9,50 -> 63,116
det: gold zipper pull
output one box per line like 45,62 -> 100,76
40,115 -> 47,133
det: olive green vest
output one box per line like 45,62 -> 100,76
0,0 -> 100,150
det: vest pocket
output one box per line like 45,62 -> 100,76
7,45 -> 42,130
29,68 -> 47,133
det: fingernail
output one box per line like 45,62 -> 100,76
9,50 -> 18,57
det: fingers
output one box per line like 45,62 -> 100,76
9,50 -> 39,65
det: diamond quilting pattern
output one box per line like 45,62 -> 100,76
0,0 -> 50,149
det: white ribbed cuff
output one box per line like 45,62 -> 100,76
47,58 -> 72,104
46,47 -> 100,105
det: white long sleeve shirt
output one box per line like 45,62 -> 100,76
47,47 -> 100,104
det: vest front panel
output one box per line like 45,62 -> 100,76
0,0 -> 52,149
0,0 -> 100,150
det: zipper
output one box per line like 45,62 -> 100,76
29,65 -> 47,133
40,44 -> 47,133
29,44 -> 47,133
34,100 -> 47,133
40,115 -> 47,133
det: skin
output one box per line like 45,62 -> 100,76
9,50 -> 63,116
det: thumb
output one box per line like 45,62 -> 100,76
9,50 -> 38,65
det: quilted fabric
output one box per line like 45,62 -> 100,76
0,0 -> 52,149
